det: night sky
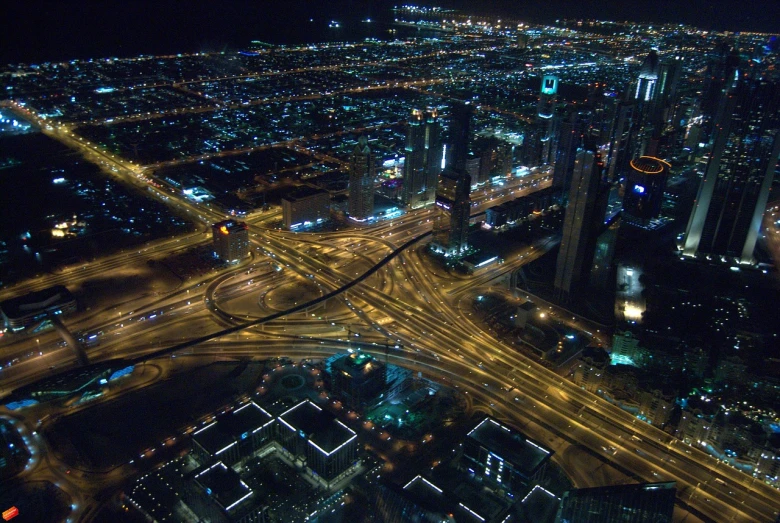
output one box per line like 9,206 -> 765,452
2,0 -> 778,64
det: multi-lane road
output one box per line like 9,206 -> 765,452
1,127 -> 779,521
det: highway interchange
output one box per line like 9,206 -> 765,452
1,123 -> 779,522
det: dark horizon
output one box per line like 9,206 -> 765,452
2,0 -> 778,65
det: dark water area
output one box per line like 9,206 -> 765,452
0,129 -> 191,284
3,0 -> 776,66
1,2 -> 429,65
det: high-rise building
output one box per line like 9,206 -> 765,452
403,108 -> 443,209
682,78 -> 780,263
432,170 -> 471,256
622,156 -> 670,226
520,123 -> 544,168
605,100 -> 637,184
432,102 -> 473,256
555,149 -> 605,301
281,187 -> 331,230
539,76 -> 560,167
654,58 -> 682,129
555,482 -> 676,523
589,217 -> 620,290
348,135 -> 376,220
446,102 -> 473,173
538,75 -> 559,119
211,220 -> 249,263
634,50 -> 659,104
701,45 -> 741,136
553,110 -> 586,200
522,76 -> 560,169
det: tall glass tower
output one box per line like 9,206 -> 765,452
402,108 -> 443,209
555,149 -> 605,301
683,78 -> 780,264
348,135 -> 375,220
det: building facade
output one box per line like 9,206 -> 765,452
432,170 -> 472,256
403,108 -> 443,209
683,78 -> 780,264
622,156 -> 670,226
212,220 -> 250,263
281,187 -> 331,230
331,351 -> 387,409
554,149 -> 605,301
348,135 -> 376,220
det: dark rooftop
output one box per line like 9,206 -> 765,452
331,351 -> 384,374
519,485 -> 560,523
193,421 -> 236,457
193,462 -> 254,513
193,402 -> 273,455
519,301 -> 537,312
402,475 -> 487,523
279,400 -> 356,454
557,481 -> 676,523
230,402 -> 274,437
467,418 -> 552,476
282,186 -> 330,202
0,285 -> 75,320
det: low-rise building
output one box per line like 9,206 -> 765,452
0,285 -> 77,331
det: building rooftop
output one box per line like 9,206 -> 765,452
557,481 -> 676,523
4,359 -> 134,408
279,400 -> 356,455
403,475 -> 489,523
332,351 -> 384,375
193,461 -> 254,514
212,219 -> 248,233
193,402 -> 273,456
0,285 -> 75,320
629,156 -> 670,175
192,421 -> 236,458
467,418 -> 552,477
282,186 -> 329,202
518,301 -> 537,312
229,402 -> 274,438
519,485 -> 560,523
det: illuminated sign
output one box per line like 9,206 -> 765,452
541,75 -> 558,95
633,185 -> 646,194
219,226 -> 229,235
2,507 -> 19,521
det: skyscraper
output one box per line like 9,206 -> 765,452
555,149 -> 605,301
212,220 -> 249,263
402,108 -> 443,209
538,75 -> 560,166
348,135 -> 375,220
553,110 -> 586,200
432,101 -> 473,256
682,78 -> 780,264
522,76 -> 559,168
605,100 -> 637,184
701,45 -> 741,138
446,101 -> 473,173
432,170 -> 471,256
622,156 -> 670,226
634,50 -> 659,104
